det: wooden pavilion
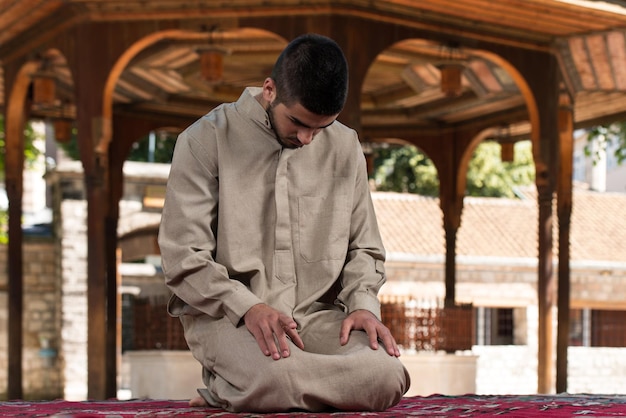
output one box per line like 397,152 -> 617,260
3,0 -> 626,400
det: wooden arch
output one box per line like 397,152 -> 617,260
97,29 -> 218,157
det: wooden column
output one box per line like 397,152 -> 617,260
105,211 -> 120,398
536,180 -> 555,393
84,154 -> 110,399
4,60 -> 36,400
443,222 -> 458,306
427,130 -> 476,308
529,59 -> 559,395
556,93 -> 573,393
105,115 -> 139,399
505,48 -> 559,393
70,22 -> 117,399
439,132 -> 466,307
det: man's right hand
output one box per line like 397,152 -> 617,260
243,303 -> 304,360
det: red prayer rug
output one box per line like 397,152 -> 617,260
2,394 -> 626,417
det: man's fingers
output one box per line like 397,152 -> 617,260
285,327 -> 305,350
342,310 -> 402,357
264,321 -> 301,360
339,317 -> 354,345
250,327 -> 272,357
272,323 -> 293,358
265,331 -> 283,360
364,323 -> 380,350
279,317 -> 304,351
244,304 -> 302,359
255,324 -> 281,360
378,327 -> 401,357
251,323 -> 283,360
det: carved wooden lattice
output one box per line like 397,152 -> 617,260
133,298 -> 188,350
381,296 -> 474,352
131,295 -> 474,352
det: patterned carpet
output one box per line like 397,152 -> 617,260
2,394 -> 626,417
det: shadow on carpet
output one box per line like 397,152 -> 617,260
2,394 -> 626,417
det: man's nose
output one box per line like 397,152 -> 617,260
297,128 -> 315,145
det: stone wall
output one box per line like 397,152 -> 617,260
59,200 -> 88,401
0,239 -> 63,400
382,255 -> 626,309
472,345 -> 626,395
568,347 -> 626,393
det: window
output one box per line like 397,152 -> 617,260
570,308 -> 626,347
476,307 -> 514,345
592,310 -> 626,347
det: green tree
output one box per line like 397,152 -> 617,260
59,129 -> 177,163
0,115 -> 42,176
372,140 -> 535,198
0,115 -> 44,243
373,145 -> 439,196
586,122 -> 626,165
127,131 -> 177,163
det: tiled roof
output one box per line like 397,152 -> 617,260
568,189 -> 626,263
372,188 -> 626,264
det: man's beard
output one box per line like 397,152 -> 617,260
267,102 -> 300,149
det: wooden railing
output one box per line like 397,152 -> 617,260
132,297 -> 188,350
380,296 -> 475,353
129,295 -> 475,353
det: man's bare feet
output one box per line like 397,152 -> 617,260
189,395 -> 209,407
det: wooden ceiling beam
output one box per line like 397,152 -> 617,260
362,102 -> 530,139
115,100 -> 217,121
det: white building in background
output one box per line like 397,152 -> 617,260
23,121 -> 49,224
0,120 -> 49,230
574,129 -> 626,193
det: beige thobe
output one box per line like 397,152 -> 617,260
158,87 -> 409,412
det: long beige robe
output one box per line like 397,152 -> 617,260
158,87 -> 409,412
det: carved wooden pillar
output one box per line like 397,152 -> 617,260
431,130 -> 476,308
438,134 -> 464,307
4,59 -> 36,400
525,54 -> 560,394
83,152 -> 110,399
70,23 -> 117,399
536,175 -> 556,393
442,219 -> 459,307
556,93 -> 574,393
502,46 -> 561,393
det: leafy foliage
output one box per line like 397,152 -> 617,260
586,123 -> 626,165
60,129 -> 177,163
0,115 -> 43,178
0,115 -> 44,243
372,140 -> 535,198
466,141 -> 535,197
373,145 -> 439,196
127,131 -> 177,163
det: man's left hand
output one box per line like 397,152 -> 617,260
340,309 -> 401,357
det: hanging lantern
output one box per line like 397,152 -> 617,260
53,118 -> 73,143
501,142 -> 515,162
199,48 -> 224,83
32,71 -> 56,106
439,63 -> 464,97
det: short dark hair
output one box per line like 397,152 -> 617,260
271,33 -> 348,116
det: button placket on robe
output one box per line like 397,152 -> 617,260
272,148 -> 297,314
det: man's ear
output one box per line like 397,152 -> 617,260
262,78 -> 276,103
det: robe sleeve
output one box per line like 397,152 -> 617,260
336,137 -> 386,319
158,120 -> 262,326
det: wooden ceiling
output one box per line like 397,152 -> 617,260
3,0 -> 626,140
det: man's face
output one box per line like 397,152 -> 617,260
265,87 -> 338,149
